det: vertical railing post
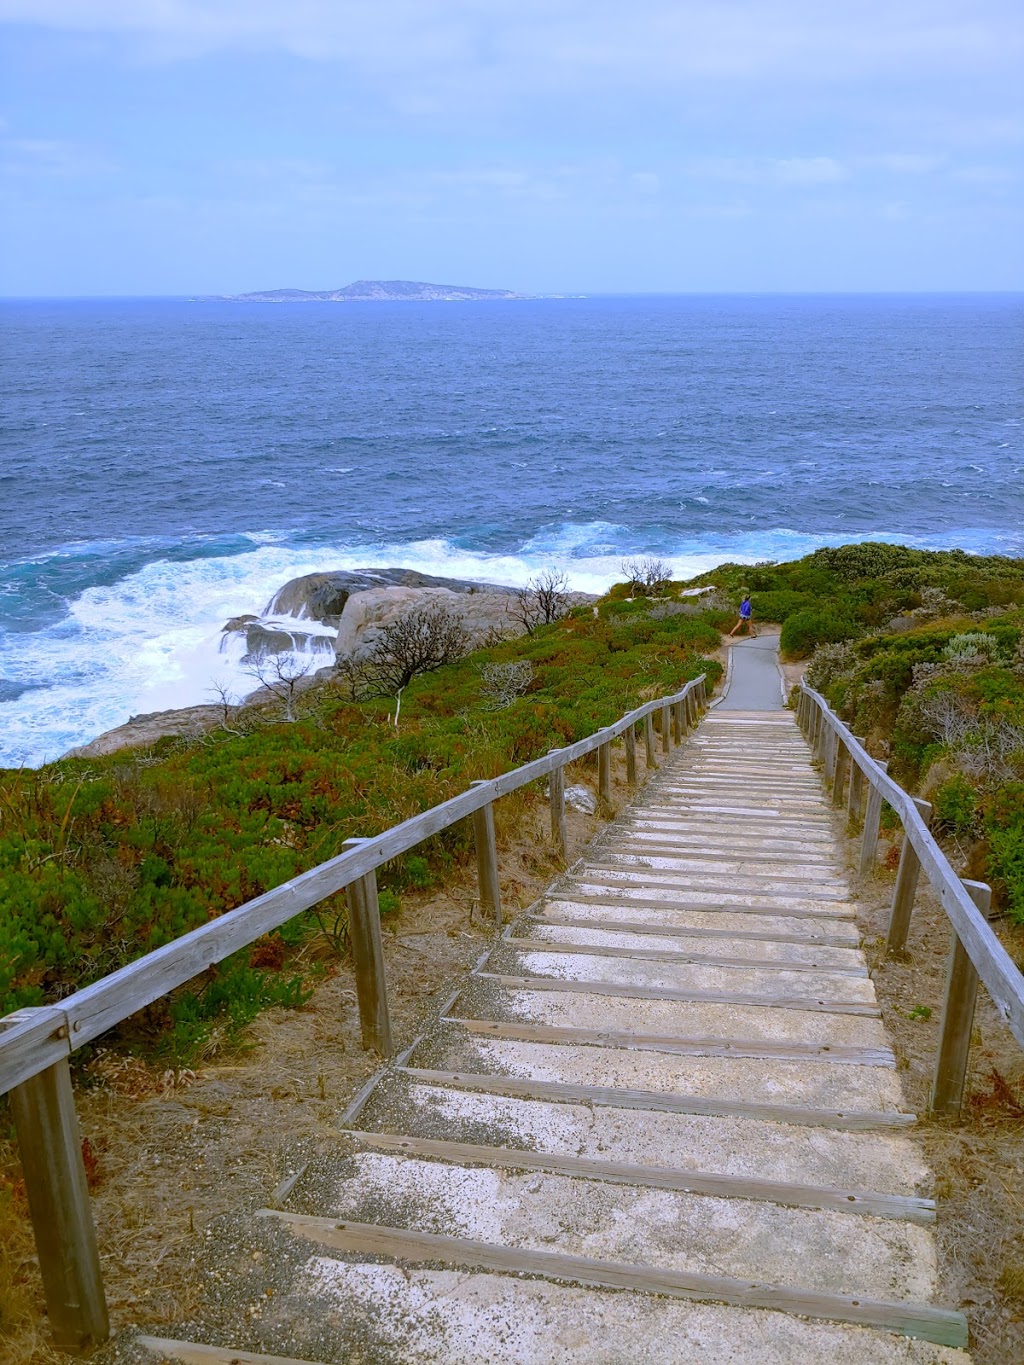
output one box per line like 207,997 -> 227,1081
548,749 -> 567,854
930,881 -> 991,1116
343,839 -> 394,1057
469,784 -> 502,928
624,723 -> 637,786
644,712 -> 657,767
686,689 -> 698,728
824,726 -> 838,781
9,1039 -> 109,1353
831,741 -> 849,807
598,735 -> 612,804
859,761 -> 888,876
814,711 -> 827,760
886,798 -> 933,954
847,740 -> 866,823
672,701 -> 683,745
661,704 -> 671,754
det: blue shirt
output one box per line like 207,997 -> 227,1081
740,600 -> 751,618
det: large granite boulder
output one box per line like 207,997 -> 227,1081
264,568 -> 518,625
334,586 -> 523,660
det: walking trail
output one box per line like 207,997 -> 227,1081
135,639 -> 969,1365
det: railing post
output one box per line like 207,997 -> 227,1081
686,689 -> 698,728
661,703 -> 671,754
624,723 -> 637,786
598,735 -> 612,803
824,726 -> 838,781
343,840 -> 394,1057
814,711 -> 827,760
469,784 -> 502,928
847,739 -> 866,823
859,761 -> 888,876
644,712 -> 657,767
9,1041 -> 109,1354
831,741 -> 849,807
885,798 -> 933,954
929,881 -> 991,1116
671,701 -> 683,745
548,750 -> 567,853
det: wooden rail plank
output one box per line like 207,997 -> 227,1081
473,973 -> 881,1017
0,1007 -> 71,1097
802,684 -> 1024,1048
265,1212 -> 967,1346
397,1067 -> 915,1131
0,682 -> 704,1079
442,1017 -> 897,1066
339,1132 -> 935,1224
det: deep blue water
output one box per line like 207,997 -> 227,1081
1,293 -> 1022,765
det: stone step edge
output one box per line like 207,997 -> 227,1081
259,1209 -> 965,1347
396,1066 -> 915,1131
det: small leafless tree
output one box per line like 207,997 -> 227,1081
620,557 -> 672,597
243,651 -> 313,722
478,660 -> 534,709
509,569 -> 571,635
363,604 -> 470,696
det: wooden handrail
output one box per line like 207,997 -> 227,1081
0,673 -> 707,1096
0,671 -> 708,1354
797,684 -> 1024,1069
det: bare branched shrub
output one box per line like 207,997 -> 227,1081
243,651 -> 313,721
805,641 -> 857,693
509,569 -> 571,635
362,604 -> 470,696
479,660 -> 534,709
915,688 -> 1024,786
620,557 -> 672,597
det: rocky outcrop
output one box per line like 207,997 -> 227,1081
229,280 -> 525,303
333,587 -> 523,660
64,706 -> 226,758
263,568 -> 519,625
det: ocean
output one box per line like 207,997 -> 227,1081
1,293 -> 1022,767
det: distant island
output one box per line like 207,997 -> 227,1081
225,279 -> 526,303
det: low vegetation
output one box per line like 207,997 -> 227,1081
0,601 -> 720,1059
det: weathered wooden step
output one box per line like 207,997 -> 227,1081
473,973 -> 880,1017
491,949 -> 877,1005
395,1037 -> 912,1113
509,930 -> 868,974
454,981 -> 890,1051
306,1150 -> 937,1301
442,1016 -> 897,1067
530,912 -> 863,953
543,896 -> 859,937
260,1210 -> 966,1348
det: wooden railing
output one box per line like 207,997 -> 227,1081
0,673 -> 707,1353
797,684 -> 1024,1112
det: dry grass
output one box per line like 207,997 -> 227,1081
0,748 -> 624,1362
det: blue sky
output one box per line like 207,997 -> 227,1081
1,1 -> 1022,295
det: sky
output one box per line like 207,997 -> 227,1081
0,1 -> 1022,296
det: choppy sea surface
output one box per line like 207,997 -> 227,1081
2,293 -> 1022,767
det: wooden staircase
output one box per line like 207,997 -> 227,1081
135,710 -> 970,1365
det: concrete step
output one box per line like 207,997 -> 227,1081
542,896 -> 860,938
309,1151 -> 937,1301
233,1221 -> 968,1364
357,1079 -> 930,1195
453,980 -> 891,1051
416,1028 -> 906,1112
490,946 -> 877,1006
522,919 -> 866,969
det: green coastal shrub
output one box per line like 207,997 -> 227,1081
780,610 -> 859,659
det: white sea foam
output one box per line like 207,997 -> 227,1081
1,523 -> 1021,767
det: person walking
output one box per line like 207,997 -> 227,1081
729,593 -> 756,638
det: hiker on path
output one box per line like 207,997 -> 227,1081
729,593 -> 756,638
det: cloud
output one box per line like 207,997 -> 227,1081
1,1 -> 1020,89
688,156 -> 850,187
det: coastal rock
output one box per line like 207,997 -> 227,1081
221,619 -> 336,663
64,706 -> 225,758
264,567 -> 519,623
333,586 -> 523,660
